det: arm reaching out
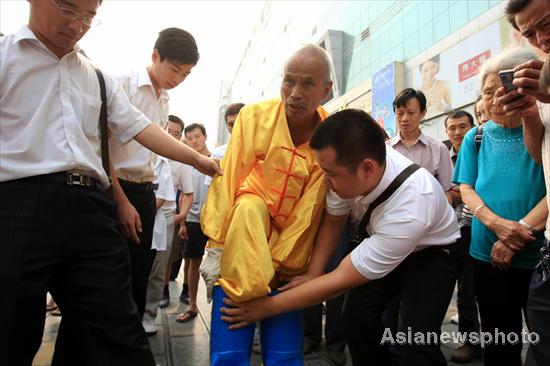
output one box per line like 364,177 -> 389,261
134,124 -> 222,177
220,255 -> 368,329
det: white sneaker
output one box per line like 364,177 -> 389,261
142,317 -> 158,335
450,314 -> 459,325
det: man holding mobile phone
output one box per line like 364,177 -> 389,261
503,1 -> 550,365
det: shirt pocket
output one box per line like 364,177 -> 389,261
80,92 -> 102,138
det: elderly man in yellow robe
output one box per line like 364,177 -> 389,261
201,44 -> 333,365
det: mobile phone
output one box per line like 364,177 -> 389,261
498,69 -> 517,93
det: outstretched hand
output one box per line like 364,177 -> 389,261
219,296 -> 272,330
196,155 -> 223,177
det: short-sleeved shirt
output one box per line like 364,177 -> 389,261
204,144 -> 227,186
169,159 -> 194,194
326,147 -> 460,280
453,121 -> 546,269
388,131 -> 454,191
187,166 -> 209,224
154,157 -> 176,217
0,26 -> 151,188
538,102 -> 550,241
109,68 -> 170,183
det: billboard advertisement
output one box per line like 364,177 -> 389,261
414,21 -> 502,119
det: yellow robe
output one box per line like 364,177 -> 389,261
201,98 -> 328,302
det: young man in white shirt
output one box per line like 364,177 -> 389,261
444,110 -> 481,363
160,115 -> 195,308
0,1 -> 220,365
221,109 -> 460,366
109,27 -> 199,318
176,123 -> 211,323
210,102 -> 245,160
142,156 -> 176,335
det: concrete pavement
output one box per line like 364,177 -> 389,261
33,280 -> 514,366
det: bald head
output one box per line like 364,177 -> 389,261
280,44 -> 333,123
284,44 -> 332,84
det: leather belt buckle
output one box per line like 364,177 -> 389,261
66,172 -> 94,187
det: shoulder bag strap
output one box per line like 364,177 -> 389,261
93,67 -> 110,179
355,163 -> 421,237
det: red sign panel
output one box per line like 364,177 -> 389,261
458,50 -> 491,82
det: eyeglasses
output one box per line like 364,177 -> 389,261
50,0 -> 100,28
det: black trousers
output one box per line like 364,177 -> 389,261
119,181 -> 157,317
304,230 -> 352,352
342,245 -> 457,366
455,226 -> 480,338
0,174 -> 155,366
473,259 -> 533,366
526,239 -> 550,366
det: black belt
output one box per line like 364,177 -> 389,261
118,179 -> 158,192
17,172 -> 100,189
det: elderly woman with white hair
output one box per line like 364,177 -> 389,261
453,47 -> 548,366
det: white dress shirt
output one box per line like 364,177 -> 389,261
326,147 -> 460,280
109,68 -> 170,183
168,160 -> 194,194
538,102 -> 550,241
154,157 -> 176,217
0,26 -> 150,189
152,158 -> 176,251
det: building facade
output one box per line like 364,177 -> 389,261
217,0 -> 536,145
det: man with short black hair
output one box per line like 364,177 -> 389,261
159,115 -> 195,308
110,26 -> 200,318
388,88 -> 454,202
501,1 -> 550,364
445,110 -> 475,164
175,123 -> 211,324
221,109 -> 460,366
0,1 -> 219,364
205,103 -> 245,178
444,110 -> 481,363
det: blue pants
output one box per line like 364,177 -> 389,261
210,286 -> 303,366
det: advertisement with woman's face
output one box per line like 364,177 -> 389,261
414,22 -> 501,120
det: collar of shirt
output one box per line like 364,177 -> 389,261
449,145 -> 458,158
13,25 -> 37,44
137,67 -> 169,102
388,130 -> 428,148
14,25 -> 82,55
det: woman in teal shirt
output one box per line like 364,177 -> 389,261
453,47 -> 548,366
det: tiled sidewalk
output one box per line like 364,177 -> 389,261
34,281 -> 502,366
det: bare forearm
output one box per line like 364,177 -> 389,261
179,193 -> 193,218
307,212 -> 347,276
461,184 -> 500,230
523,196 -> 549,231
134,124 -> 201,166
109,162 -> 128,204
522,116 -> 544,164
266,256 -> 366,316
